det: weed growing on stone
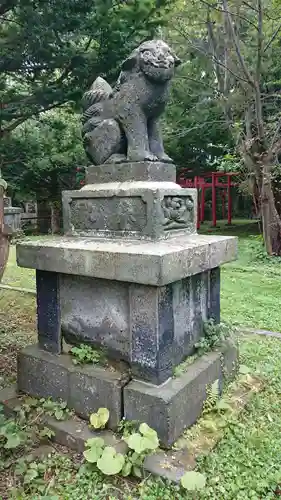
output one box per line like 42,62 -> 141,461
173,320 -> 237,378
70,344 -> 104,365
117,417 -> 139,437
195,319 -> 236,355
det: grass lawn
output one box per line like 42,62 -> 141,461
1,221 -> 281,498
1,333 -> 281,499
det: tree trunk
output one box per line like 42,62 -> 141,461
260,162 -> 281,255
0,183 -> 10,282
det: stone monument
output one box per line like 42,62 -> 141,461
16,40 -> 238,446
4,197 -> 22,234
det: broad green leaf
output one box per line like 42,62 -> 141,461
125,433 -> 144,453
85,437 -> 105,449
83,446 -> 103,464
90,408 -> 110,429
132,466 -> 143,478
139,423 -> 159,449
24,468 -> 39,484
4,433 -> 22,449
139,423 -> 154,436
97,408 -> 110,426
97,447 -> 125,475
121,460 -> 132,477
180,471 -> 206,491
90,413 -> 100,429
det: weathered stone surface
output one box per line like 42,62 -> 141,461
68,365 -> 129,429
36,270 -> 62,354
61,275 -> 130,359
62,182 -> 196,240
86,161 -> 176,184
59,270 -> 220,385
4,206 -> 22,233
45,417 -> 128,454
123,342 -> 238,447
0,385 -> 127,455
81,40 -> 181,165
17,344 -> 130,429
208,267 -> 220,323
16,233 -> 237,286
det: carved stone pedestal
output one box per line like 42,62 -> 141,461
16,162 -> 238,444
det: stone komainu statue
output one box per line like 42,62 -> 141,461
81,40 -> 181,165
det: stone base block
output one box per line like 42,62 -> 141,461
62,180 -> 197,240
123,341 -> 238,447
17,344 -> 130,430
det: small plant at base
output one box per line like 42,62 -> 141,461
70,344 -> 103,365
180,471 -> 206,491
83,438 -> 125,475
122,422 -> 159,478
39,398 -> 71,421
0,406 -> 29,453
195,320 -> 236,356
117,418 -> 139,437
84,417 -> 159,479
90,408 -> 110,429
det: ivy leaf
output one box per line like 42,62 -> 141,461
90,408 -> 110,429
180,471 -> 206,491
4,433 -> 22,449
97,447 -> 125,475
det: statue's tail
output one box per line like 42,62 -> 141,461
81,77 -> 113,136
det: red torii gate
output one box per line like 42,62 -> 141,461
177,170 -> 239,229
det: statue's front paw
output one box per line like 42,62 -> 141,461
157,153 -> 173,163
127,149 -> 158,162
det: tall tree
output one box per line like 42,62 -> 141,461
173,0 -> 281,255
0,0 -> 172,137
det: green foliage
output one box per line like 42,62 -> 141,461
89,408 -> 110,430
180,471 -> 206,491
1,110 -> 85,203
97,447 -> 125,476
84,417 -> 159,479
38,398 -> 71,421
195,319 -> 236,356
83,438 -> 125,476
1,0 -> 172,135
117,418 -> 139,437
0,410 -> 27,452
125,422 -> 159,454
173,354 -> 197,377
70,344 -> 103,365
83,437 -> 104,463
